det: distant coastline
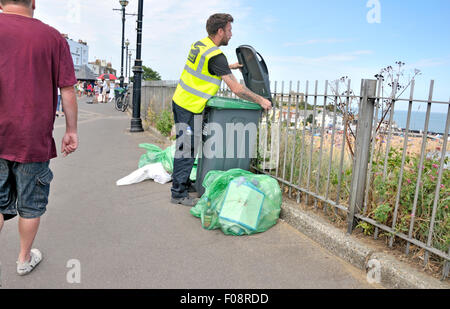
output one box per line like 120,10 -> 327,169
391,111 -> 447,134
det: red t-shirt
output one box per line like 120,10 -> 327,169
0,13 -> 77,163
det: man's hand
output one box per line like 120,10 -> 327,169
229,62 -> 243,70
222,74 -> 272,111
60,85 -> 78,157
61,132 -> 78,157
260,98 -> 272,111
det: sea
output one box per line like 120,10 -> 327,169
389,111 -> 448,134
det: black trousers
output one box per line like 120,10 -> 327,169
171,101 -> 202,198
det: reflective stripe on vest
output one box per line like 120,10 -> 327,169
183,65 -> 221,86
196,46 -> 219,74
178,80 -> 212,100
172,37 -> 223,113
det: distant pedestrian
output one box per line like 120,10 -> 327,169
0,0 -> 78,276
76,81 -> 84,98
94,81 -> 101,103
99,79 -> 104,102
79,82 -> 85,97
105,80 -> 111,103
87,83 -> 93,97
102,80 -> 110,103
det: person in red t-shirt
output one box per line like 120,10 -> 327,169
87,83 -> 93,97
0,0 -> 78,276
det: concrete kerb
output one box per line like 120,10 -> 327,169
280,202 -> 372,270
280,200 -> 450,289
141,123 -> 449,289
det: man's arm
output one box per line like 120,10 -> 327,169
60,86 -> 78,157
221,73 -> 272,110
228,62 -> 243,70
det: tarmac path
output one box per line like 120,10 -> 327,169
0,97 -> 380,289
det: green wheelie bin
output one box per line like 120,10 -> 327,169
195,97 -> 262,196
195,45 -> 273,196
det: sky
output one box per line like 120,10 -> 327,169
3,0 -> 450,111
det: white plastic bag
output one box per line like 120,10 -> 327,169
116,163 -> 172,186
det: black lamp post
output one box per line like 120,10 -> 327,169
113,0 -> 129,88
125,39 -> 130,79
130,0 -> 144,132
119,0 -> 128,87
128,49 -> 134,79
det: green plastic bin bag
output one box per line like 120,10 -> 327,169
138,143 -> 197,181
190,169 -> 282,236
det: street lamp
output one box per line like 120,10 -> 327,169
128,49 -> 134,79
119,0 -> 128,87
130,0 -> 144,132
125,39 -> 130,79
113,0 -> 129,88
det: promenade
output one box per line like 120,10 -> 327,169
0,97 -> 378,289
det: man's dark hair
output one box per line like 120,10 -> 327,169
206,13 -> 234,36
0,0 -> 32,6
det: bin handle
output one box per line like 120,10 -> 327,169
256,51 -> 269,75
236,51 -> 249,76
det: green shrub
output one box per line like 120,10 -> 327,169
370,147 -> 450,252
156,109 -> 174,137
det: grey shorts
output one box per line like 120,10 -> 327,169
0,159 -> 53,221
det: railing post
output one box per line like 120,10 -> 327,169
347,79 -> 377,234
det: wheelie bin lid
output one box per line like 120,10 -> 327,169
206,96 -> 262,110
236,45 -> 272,104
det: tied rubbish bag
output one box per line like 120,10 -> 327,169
138,143 -> 197,181
138,144 -> 175,174
190,169 -> 282,236
116,163 -> 172,186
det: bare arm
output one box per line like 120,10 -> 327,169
60,86 -> 78,157
228,62 -> 243,70
221,73 -> 272,110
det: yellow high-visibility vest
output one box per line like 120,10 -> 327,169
172,37 -> 223,113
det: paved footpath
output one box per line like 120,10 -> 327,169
0,97 -> 381,289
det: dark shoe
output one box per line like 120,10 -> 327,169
187,185 -> 197,193
171,196 -> 198,207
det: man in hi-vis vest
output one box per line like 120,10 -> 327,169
171,13 -> 272,206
